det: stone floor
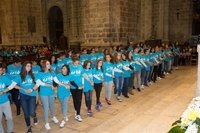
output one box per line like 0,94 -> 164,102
2,65 -> 197,133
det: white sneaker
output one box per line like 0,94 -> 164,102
45,123 -> 51,130
60,120 -> 66,128
52,117 -> 59,123
176,67 -> 179,70
75,115 -> 82,122
166,72 -> 169,75
65,117 -> 69,121
75,110 -> 77,116
117,97 -> 122,102
141,85 -> 145,89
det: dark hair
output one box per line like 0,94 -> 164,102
104,53 -> 113,63
0,63 -> 3,68
40,60 -> 52,73
13,57 -> 21,63
72,56 -> 80,62
20,61 -> 34,82
95,60 -> 103,72
65,50 -> 73,58
83,60 -> 91,69
59,52 -> 65,58
32,57 -> 38,62
49,55 -> 57,64
126,51 -> 133,62
62,64 -> 70,75
144,49 -> 149,54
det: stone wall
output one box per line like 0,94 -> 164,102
168,0 -> 193,44
0,0 -> 43,46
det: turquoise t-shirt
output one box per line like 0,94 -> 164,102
36,71 -> 55,96
69,64 -> 83,89
103,62 -> 114,82
56,73 -> 71,99
83,69 -> 93,92
14,75 -> 36,96
0,75 -> 12,104
113,61 -> 123,77
92,68 -> 103,84
122,59 -> 131,78
7,64 -> 22,80
32,65 -> 41,77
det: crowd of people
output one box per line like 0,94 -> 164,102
0,42 -> 197,133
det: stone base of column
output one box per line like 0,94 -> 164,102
195,44 -> 200,97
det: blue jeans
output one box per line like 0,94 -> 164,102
122,77 -> 129,96
59,97 -> 69,118
173,55 -> 179,67
40,95 -> 55,123
144,71 -> 150,85
84,90 -> 93,110
141,68 -> 146,85
148,66 -> 154,82
164,61 -> 170,72
20,93 -> 36,127
114,76 -> 124,97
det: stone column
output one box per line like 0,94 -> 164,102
195,42 -> 200,97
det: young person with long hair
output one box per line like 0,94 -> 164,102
82,60 -> 94,115
132,47 -> 142,92
127,51 -> 135,95
93,60 -> 104,111
35,60 -> 59,130
103,54 -> 114,105
49,55 -> 57,74
69,57 -> 84,122
55,64 -> 71,128
121,52 -> 132,98
88,47 -> 97,69
113,52 -> 124,102
10,61 -> 39,133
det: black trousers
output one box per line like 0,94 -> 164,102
10,89 -> 21,114
94,83 -> 102,104
158,64 -> 162,77
152,66 -> 158,82
70,89 -> 83,115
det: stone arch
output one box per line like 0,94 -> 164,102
48,6 -> 64,48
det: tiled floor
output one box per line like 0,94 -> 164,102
2,65 -> 197,133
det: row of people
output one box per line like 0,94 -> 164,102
0,44 -> 177,133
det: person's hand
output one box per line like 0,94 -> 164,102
122,71 -> 124,74
65,85 -> 70,89
90,81 -> 94,86
52,86 -> 57,90
0,92 -> 4,96
112,75 -> 115,78
26,89 -> 33,94
78,86 -> 84,90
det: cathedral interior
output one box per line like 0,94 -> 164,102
0,0 -> 200,49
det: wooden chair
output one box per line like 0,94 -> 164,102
190,53 -> 198,65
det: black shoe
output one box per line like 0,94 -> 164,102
133,86 -> 136,89
161,76 -> 165,78
27,127 -> 32,133
144,84 -> 149,87
16,111 -> 21,116
124,95 -> 129,98
34,117 -> 38,125
137,88 -> 141,92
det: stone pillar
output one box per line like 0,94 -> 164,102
139,0 -> 152,41
195,44 -> 200,96
1,0 -> 44,46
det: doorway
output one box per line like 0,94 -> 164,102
48,6 -> 63,48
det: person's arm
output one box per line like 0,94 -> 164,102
53,77 -> 70,89
35,79 -> 52,87
140,59 -> 147,68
